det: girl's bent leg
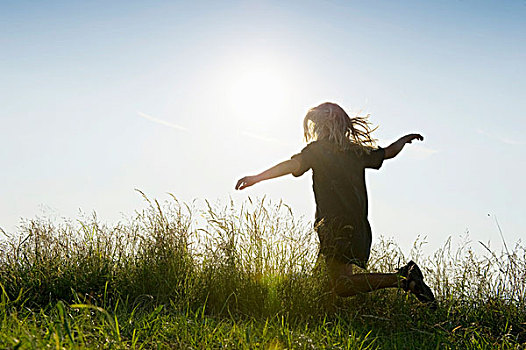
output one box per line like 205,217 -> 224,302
327,259 -> 400,297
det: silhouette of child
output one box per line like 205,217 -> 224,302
236,102 -> 435,306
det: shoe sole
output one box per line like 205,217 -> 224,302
406,263 -> 437,309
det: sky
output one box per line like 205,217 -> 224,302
1,0 -> 525,255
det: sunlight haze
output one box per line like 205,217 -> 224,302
1,0 -> 525,255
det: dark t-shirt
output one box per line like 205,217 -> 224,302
291,140 -> 385,234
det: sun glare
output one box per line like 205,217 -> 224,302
228,64 -> 289,121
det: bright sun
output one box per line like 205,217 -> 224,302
228,63 -> 289,121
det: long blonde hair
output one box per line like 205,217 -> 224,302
303,102 -> 377,152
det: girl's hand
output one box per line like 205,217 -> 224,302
384,133 -> 424,159
235,159 -> 300,190
235,175 -> 259,190
404,134 -> 424,144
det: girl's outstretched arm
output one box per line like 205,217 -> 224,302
235,159 -> 300,190
384,134 -> 424,159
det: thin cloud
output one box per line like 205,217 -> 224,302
137,111 -> 188,131
476,129 -> 523,145
241,130 -> 289,145
408,144 -> 439,159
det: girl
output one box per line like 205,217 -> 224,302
235,102 -> 435,305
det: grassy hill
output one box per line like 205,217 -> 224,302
0,195 -> 524,349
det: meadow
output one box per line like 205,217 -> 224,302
0,193 -> 524,349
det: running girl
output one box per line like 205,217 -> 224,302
235,102 -> 435,305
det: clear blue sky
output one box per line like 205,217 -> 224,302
1,0 -> 525,254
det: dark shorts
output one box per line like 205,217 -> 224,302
315,218 -> 372,269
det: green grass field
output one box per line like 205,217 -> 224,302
0,195 -> 524,349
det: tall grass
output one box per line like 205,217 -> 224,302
0,194 -> 524,348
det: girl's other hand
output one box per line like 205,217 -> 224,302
385,133 -> 424,159
404,134 -> 424,144
235,175 -> 259,190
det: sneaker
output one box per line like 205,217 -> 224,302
397,260 -> 437,309
396,260 -> 417,291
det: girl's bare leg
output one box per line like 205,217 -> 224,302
326,258 -> 400,297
